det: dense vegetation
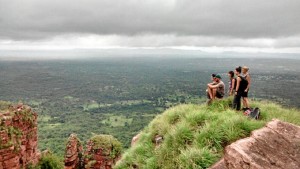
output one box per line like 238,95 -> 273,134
89,134 -> 122,159
28,152 -> 64,169
114,98 -> 300,169
0,57 -> 299,156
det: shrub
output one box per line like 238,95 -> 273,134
31,152 -> 63,169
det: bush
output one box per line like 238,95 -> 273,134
90,134 -> 122,159
29,152 -> 63,169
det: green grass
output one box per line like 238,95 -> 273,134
83,102 -> 100,111
28,151 -> 63,169
114,98 -> 300,169
101,115 -> 133,127
83,100 -> 152,111
38,115 -> 51,122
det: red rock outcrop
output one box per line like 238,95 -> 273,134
64,133 -> 83,169
84,135 -> 122,169
0,103 -> 40,169
64,134 -> 122,169
209,119 -> 300,169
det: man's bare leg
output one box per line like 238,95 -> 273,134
208,88 -> 217,100
212,89 -> 216,99
207,88 -> 213,99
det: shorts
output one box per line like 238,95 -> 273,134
242,90 -> 248,97
216,91 -> 224,98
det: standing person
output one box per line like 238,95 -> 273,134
242,66 -> 251,109
228,71 -> 235,96
207,74 -> 225,102
233,67 -> 248,110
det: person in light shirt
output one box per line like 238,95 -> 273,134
242,66 -> 251,110
207,74 -> 225,104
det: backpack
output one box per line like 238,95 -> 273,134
243,107 -> 260,120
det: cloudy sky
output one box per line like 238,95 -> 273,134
0,0 -> 300,53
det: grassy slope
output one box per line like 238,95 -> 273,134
114,98 -> 300,169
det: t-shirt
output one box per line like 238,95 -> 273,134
216,81 -> 225,96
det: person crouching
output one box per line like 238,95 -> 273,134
207,74 -> 225,104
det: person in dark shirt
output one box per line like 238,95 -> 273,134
232,66 -> 248,110
228,71 -> 236,96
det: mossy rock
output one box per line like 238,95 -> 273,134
90,134 -> 122,159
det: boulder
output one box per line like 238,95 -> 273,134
224,119 -> 300,169
210,119 -> 300,169
131,133 -> 141,147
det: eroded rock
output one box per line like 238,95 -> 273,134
131,133 -> 141,147
210,119 -> 300,169
84,135 -> 122,169
0,103 -> 40,169
64,133 -> 83,169
64,134 -> 122,169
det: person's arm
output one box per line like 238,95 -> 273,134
230,79 -> 235,95
208,83 -> 219,89
235,77 -> 241,95
245,75 -> 251,92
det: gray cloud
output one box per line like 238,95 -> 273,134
1,0 -> 300,39
0,0 -> 300,51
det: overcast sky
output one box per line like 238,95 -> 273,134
0,0 -> 300,53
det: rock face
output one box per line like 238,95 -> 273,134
0,103 -> 40,169
64,134 -> 122,169
131,133 -> 141,147
210,119 -> 300,169
64,134 -> 83,169
84,135 -> 122,169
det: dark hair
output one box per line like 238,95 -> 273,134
228,71 -> 234,78
235,66 -> 242,73
211,74 -> 216,77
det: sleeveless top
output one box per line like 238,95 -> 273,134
238,75 -> 248,92
229,78 -> 236,91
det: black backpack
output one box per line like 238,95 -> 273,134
243,107 -> 260,120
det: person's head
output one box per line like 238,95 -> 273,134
235,66 -> 242,75
215,74 -> 222,82
242,66 -> 249,74
228,71 -> 234,79
211,73 -> 216,81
